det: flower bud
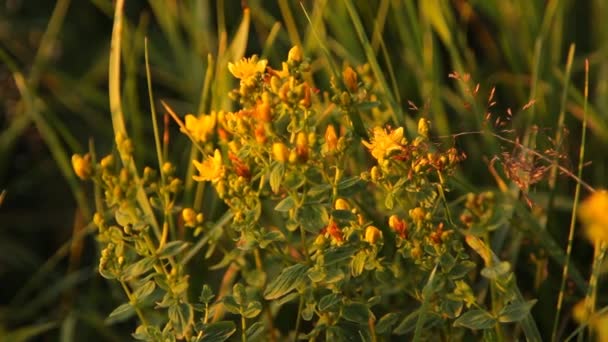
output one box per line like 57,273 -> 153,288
182,208 -> 197,227
288,150 -> 298,164
296,132 -> 309,161
418,118 -> 429,138
324,125 -> 338,153
72,153 -> 93,180
343,66 -> 358,92
364,225 -> 382,244
334,198 -> 350,211
370,166 -> 380,182
272,142 -> 289,163
388,215 -> 408,239
288,45 -> 303,63
100,154 -> 115,169
162,162 -> 175,176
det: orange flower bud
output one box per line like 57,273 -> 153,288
296,132 -> 309,161
343,66 -> 358,92
324,125 -> 338,153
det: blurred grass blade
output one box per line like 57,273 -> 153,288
342,0 -> 405,128
3,321 -> 57,342
109,0 -> 160,238
553,60 -> 592,341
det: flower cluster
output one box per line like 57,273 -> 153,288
73,47 -> 544,341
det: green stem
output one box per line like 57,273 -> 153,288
120,280 -> 149,326
241,314 -> 247,342
293,296 -> 304,342
553,59 -> 591,342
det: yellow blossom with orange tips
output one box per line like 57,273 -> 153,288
578,190 -> 608,244
362,126 -> 405,163
228,55 -> 267,81
183,112 -> 216,143
193,149 -> 225,183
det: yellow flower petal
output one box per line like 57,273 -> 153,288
228,56 -> 267,80
193,149 -> 224,183
362,126 -> 405,162
183,112 -> 216,143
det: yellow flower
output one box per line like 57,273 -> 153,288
228,55 -> 267,80
193,149 -> 225,183
579,190 -> 608,244
365,226 -> 382,244
183,112 -> 216,143
362,126 -> 405,163
409,207 -> 427,225
72,153 -> 92,180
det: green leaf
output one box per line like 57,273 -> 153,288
297,204 -> 328,233
106,302 -> 134,324
132,280 -> 155,304
199,284 -> 215,304
222,296 -> 240,314
480,261 -> 511,280
393,309 -> 419,335
274,196 -> 296,212
376,312 -> 401,334
269,163 -> 284,194
276,292 -> 300,307
440,298 -> 463,319
199,321 -> 236,342
319,293 -> 342,312
449,260 -> 476,279
156,240 -> 189,259
350,250 -> 367,277
341,302 -> 370,324
324,245 -> 358,265
209,249 -> 239,270
453,309 -> 496,330
259,231 -> 284,249
264,263 -> 309,300
232,283 -> 247,304
121,257 -> 155,281
168,302 -> 194,338
242,301 -> 262,318
384,193 -> 394,210
498,300 -> 537,323
244,269 -> 267,288
245,322 -> 265,340
355,101 -> 381,111
337,176 -> 362,190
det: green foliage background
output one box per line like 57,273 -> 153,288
1,0 -> 607,340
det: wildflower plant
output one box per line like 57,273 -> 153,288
68,4 -> 608,341
74,40 -> 559,341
